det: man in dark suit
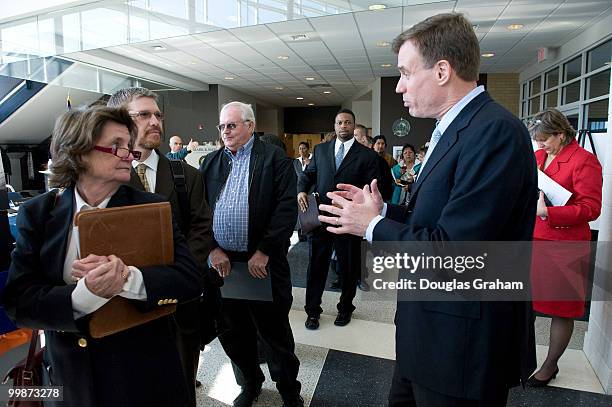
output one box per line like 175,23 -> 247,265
318,13 -> 537,406
107,87 -> 214,407
200,102 -> 302,407
297,108 -> 381,329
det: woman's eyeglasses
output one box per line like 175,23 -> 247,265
93,145 -> 142,160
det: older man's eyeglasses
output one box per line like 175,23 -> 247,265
129,111 -> 164,121
94,144 -> 142,160
216,120 -> 251,132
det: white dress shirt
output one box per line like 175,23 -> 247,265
67,188 -> 148,319
365,86 -> 486,242
131,149 -> 159,192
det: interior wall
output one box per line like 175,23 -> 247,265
486,73 -> 520,117
379,76 -> 436,153
256,107 -> 281,135
283,106 -> 340,134
352,100 -> 372,128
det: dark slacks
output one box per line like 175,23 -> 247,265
173,299 -> 202,407
388,364 -> 509,407
217,298 -> 301,398
305,227 -> 361,317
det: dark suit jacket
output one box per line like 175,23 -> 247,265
374,92 -> 538,400
199,138 -> 297,305
2,185 -> 201,406
297,139 -> 381,205
129,151 -> 213,267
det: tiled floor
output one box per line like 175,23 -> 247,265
194,236 -> 611,406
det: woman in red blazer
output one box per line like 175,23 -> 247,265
528,108 -> 602,387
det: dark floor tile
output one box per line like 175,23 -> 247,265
310,350 -> 394,407
508,385 -> 612,406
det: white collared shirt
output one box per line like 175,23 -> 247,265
365,86 -> 486,242
67,188 -> 147,319
131,149 -> 159,192
335,136 -> 356,160
297,153 -> 312,171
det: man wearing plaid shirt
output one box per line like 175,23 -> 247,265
200,102 -> 302,407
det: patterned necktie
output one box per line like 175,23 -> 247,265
335,142 -> 345,170
136,163 -> 151,192
416,128 -> 442,181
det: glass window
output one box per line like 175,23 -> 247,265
586,69 -> 611,100
522,83 -> 527,100
562,82 -> 581,104
529,96 -> 541,115
545,67 -> 559,89
208,0 -> 239,28
563,56 -> 581,82
62,13 -> 81,53
258,8 -> 285,24
544,90 -> 558,108
587,40 -> 612,72
584,99 -> 609,133
149,0 -> 187,19
529,77 -> 541,96
81,9 -> 127,49
522,102 -> 527,117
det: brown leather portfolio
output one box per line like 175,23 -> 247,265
74,202 -> 176,338
298,193 -> 321,234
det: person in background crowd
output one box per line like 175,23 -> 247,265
297,108 -> 381,330
354,124 -> 369,147
527,108 -> 602,387
167,135 -> 199,161
317,13 -> 537,406
416,143 -> 428,164
391,144 -> 420,205
2,106 -> 201,406
200,102 -> 303,407
294,141 -> 312,175
372,135 -> 397,169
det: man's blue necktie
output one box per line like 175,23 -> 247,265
335,142 -> 345,170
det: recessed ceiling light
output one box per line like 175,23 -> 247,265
189,61 -> 197,65
376,41 -> 390,47
472,24 -> 479,30
296,97 -> 304,100
277,55 -> 289,60
507,24 -> 524,30
368,4 -> 386,10
151,45 -> 166,51
323,91 -> 331,94
481,52 -> 495,58
381,63 -> 392,67
308,103 -> 315,106
305,77 -> 315,81
290,34 -> 309,41
224,76 -> 234,80
274,86 -> 284,90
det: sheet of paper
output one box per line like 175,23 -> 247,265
537,169 -> 572,206
220,262 -> 273,301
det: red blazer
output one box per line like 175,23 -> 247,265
534,139 -> 602,241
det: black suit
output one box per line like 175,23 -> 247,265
129,151 -> 214,406
2,185 -> 201,407
199,138 -> 301,399
298,139 -> 381,316
374,92 -> 537,404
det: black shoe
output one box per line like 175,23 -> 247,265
233,385 -> 262,406
358,281 -> 370,291
527,367 -> 559,387
195,379 -> 202,388
282,395 -> 304,407
334,312 -> 352,326
305,316 -> 319,330
329,280 -> 341,289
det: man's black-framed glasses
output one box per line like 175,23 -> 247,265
129,110 -> 164,121
216,120 -> 251,132
93,144 -> 142,160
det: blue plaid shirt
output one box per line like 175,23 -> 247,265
212,136 -> 254,251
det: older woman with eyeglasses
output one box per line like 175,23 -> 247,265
527,108 -> 602,387
2,106 -> 201,406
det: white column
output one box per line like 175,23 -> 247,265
583,72 -> 612,394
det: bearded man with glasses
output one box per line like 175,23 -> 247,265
107,87 -> 215,407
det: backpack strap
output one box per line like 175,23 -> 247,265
168,160 -> 191,236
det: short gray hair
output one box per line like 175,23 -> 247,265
107,87 -> 158,108
220,101 -> 255,123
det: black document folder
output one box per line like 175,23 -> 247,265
219,262 -> 273,301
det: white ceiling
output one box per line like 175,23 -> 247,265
53,1 -> 612,107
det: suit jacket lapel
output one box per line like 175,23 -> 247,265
544,140 -> 579,177
411,92 -> 491,198
43,187 -> 74,284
